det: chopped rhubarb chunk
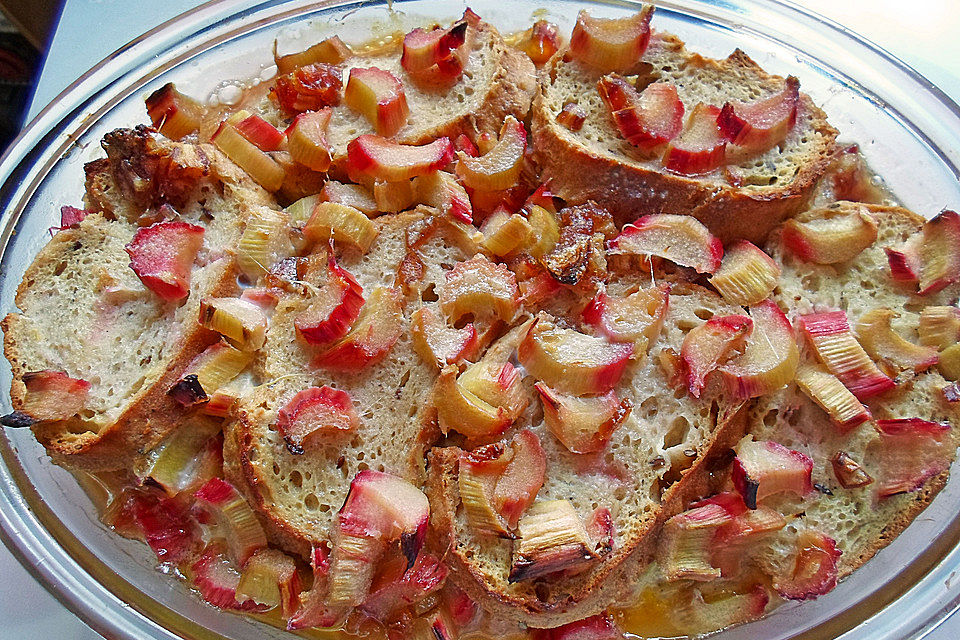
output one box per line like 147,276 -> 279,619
658,502 -> 731,581
10,370 -> 90,424
597,75 -> 683,150
234,113 -> 284,152
569,8 -> 653,72
195,477 -> 268,565
286,108 -> 333,172
799,310 -> 895,400
582,284 -> 670,352
294,250 -> 365,346
720,300 -> 799,399
885,210 -> 960,295
456,116 -> 527,191
718,77 -> 799,152
131,490 -> 202,565
772,529 -> 841,600
510,500 -> 597,582
681,314 -> 753,398
856,308 -> 938,373
732,437 -> 814,508
287,545 -> 332,630
795,363 -> 871,431
401,21 -> 468,79
831,451 -> 874,489
708,240 -> 781,306
235,548 -> 300,616
536,383 -> 630,454
918,306 -> 960,350
361,552 -> 449,623
530,614 -> 622,640
271,63 -> 342,115
344,67 -> 410,137
198,297 -> 268,352
313,286 -> 402,370
347,135 -> 454,182
192,542 -> 268,612
302,201 -> 378,251
212,121 -> 285,191
493,430 -> 547,529
519,313 -> 634,395
662,103 -> 727,176
59,205 -> 90,230
411,305 -> 478,368
874,418 -> 952,497
440,255 -> 520,322
608,213 -> 723,274
145,82 -> 205,140
782,204 -> 878,264
278,386 -> 359,454
125,220 -> 204,301
275,36 -> 352,74
517,19 -> 560,65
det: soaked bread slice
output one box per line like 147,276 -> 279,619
3,128 -> 275,471
533,28 -> 838,244
425,282 -> 750,628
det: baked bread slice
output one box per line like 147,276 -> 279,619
2,127 -> 276,471
224,208 -> 479,557
425,281 -> 750,628
533,26 -> 838,244
249,14 -> 537,166
751,202 -> 960,577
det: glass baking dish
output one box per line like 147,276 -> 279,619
2,1 -> 960,638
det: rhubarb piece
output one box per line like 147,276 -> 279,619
531,615 -> 622,640
517,19 -> 560,64
527,204 -> 560,259
569,7 -> 653,72
555,102 -> 588,131
302,201 -> 378,251
687,585 -> 769,632
856,308 -> 938,372
139,416 -> 221,496
680,314 -> 753,398
732,437 -> 814,508
145,82 -> 205,140
519,313 -> 634,395
198,297 -> 268,352
415,170 -> 473,223
125,220 -> 204,301
709,241 -> 781,306
319,180 -> 377,216
658,502 -> 731,581
10,370 -> 90,423
129,490 -> 201,564
582,284 -> 670,352
799,310 -> 895,400
709,499 -> 786,577
195,477 -> 268,566
718,77 -> 799,152
411,305 -> 478,369
772,529 -> 841,600
597,75 -> 683,150
233,113 -> 284,152
236,207 -> 294,279
456,116 -> 527,191
286,545 -> 331,630
211,121 -> 284,191
885,210 -> 960,295
720,300 -> 799,398
440,255 -> 520,322
918,306 -> 960,350
831,451 -> 874,489
346,135 -> 454,182
344,67 -> 410,137
203,386 -> 242,418
294,250 -> 365,346
795,363 -> 871,432
338,469 -> 430,567
275,36 -> 352,74
509,500 -> 597,582
874,418 -> 952,497
535,383 -> 630,453
480,209 -> 534,257
361,552 -> 448,623
493,429 -> 547,529
435,354 -> 527,440
192,542 -> 268,612
662,103 -> 726,176
608,213 -> 723,274
235,548 -> 300,615
314,286 -> 403,370
277,386 -> 359,454
943,382 -> 960,402
286,108 -> 333,172
939,343 -> 960,380
459,443 -> 515,536
58,205 -> 90,230
271,63 -> 342,114
372,178 -> 416,213
782,205 -> 878,264
401,21 -> 468,80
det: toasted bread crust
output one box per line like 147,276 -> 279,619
533,40 -> 839,244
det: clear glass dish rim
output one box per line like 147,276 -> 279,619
1,1 -> 960,639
